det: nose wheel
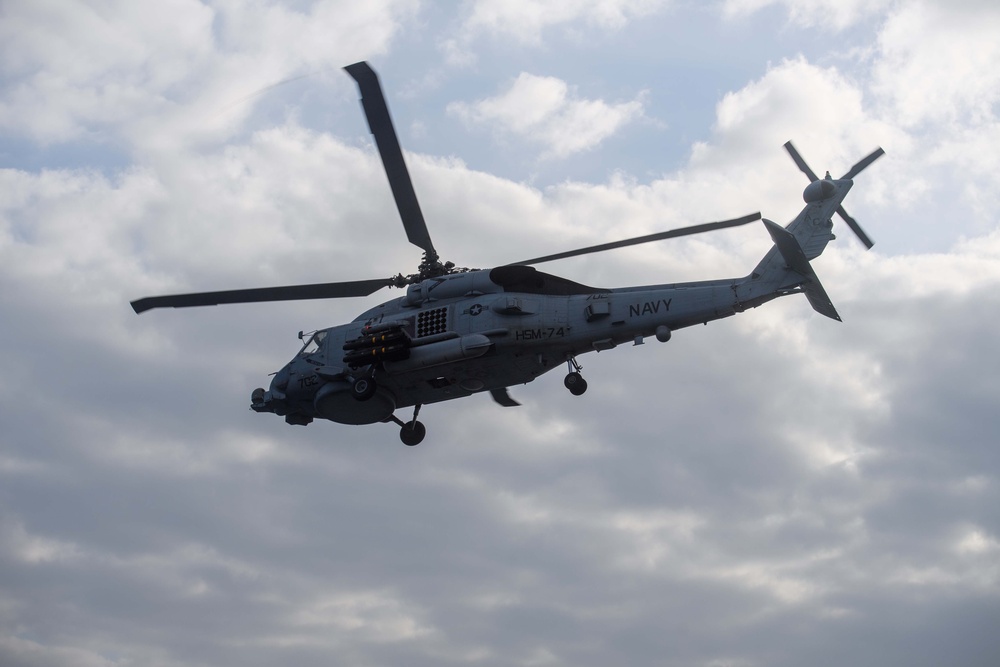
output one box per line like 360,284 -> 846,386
564,358 -> 588,396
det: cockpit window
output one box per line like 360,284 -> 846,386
299,330 -> 327,356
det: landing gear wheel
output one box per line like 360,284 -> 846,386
564,372 -> 588,396
351,376 -> 377,401
400,420 -> 426,446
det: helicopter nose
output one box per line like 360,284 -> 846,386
250,365 -> 291,414
250,385 -> 274,413
271,364 -> 291,393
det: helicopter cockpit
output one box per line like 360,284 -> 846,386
298,330 -> 328,356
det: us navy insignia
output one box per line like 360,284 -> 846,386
629,298 -> 672,317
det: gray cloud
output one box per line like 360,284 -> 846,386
2,2 -> 999,666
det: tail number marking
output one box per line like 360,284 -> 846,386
515,327 -> 566,341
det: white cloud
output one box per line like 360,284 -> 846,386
865,1 -> 1000,243
0,0 -> 418,149
872,1 -> 1000,128
693,56 -> 897,181
448,73 -> 645,158
460,0 -> 668,44
722,0 -> 893,30
285,589 -> 435,642
441,0 -> 669,65
0,515 -> 82,564
714,2 -> 1000,244
955,527 -> 1000,556
0,636 -> 119,667
0,0 -> 214,143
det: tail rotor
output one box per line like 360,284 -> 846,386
783,141 -> 884,250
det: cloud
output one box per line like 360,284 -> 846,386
448,73 -> 646,159
690,55 -> 895,190
872,1 -> 1000,129
3,2 -> 1000,666
867,1 -> 1000,241
0,0 -> 214,144
0,0 -> 418,151
460,0 -> 668,43
722,0 -> 893,30
440,0 -> 668,65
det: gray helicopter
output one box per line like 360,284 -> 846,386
132,62 -> 884,446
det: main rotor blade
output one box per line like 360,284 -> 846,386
511,212 -> 762,266
344,62 -> 436,257
131,278 -> 393,314
840,147 -> 885,180
784,141 -> 819,182
836,205 -> 875,249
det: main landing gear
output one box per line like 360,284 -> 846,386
387,404 -> 426,446
564,357 -> 588,396
399,420 -> 426,447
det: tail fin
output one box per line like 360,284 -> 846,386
763,219 -> 841,321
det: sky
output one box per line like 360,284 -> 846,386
2,0 -> 1000,665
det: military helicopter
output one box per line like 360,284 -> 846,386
132,61 -> 884,446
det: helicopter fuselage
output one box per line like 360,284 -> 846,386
252,265 -> 751,427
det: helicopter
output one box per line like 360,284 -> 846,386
132,61 -> 884,446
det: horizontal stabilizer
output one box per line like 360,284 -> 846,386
763,219 -> 841,321
490,387 -> 521,407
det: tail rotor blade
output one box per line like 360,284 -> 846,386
840,147 -> 885,180
836,205 -> 875,249
511,212 -> 762,266
345,62 -> 436,258
784,141 -> 819,182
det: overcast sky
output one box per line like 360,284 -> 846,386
2,1 -> 1000,665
